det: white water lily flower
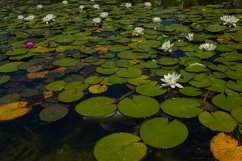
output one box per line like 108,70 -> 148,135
93,4 -> 100,9
161,40 -> 174,53
62,1 -> 68,5
125,3 -> 132,8
18,15 -> 24,20
144,2 -> 152,8
37,4 -> 43,9
92,17 -> 101,26
160,72 -> 183,89
153,17 -> 161,23
42,14 -> 56,24
100,12 -> 108,18
134,27 -> 144,36
185,33 -> 194,41
24,15 -> 35,21
199,43 -> 216,51
79,5 -> 85,10
220,15 -> 239,27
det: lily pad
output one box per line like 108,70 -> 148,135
179,86 -> 202,96
0,102 -> 30,121
0,62 -> 23,73
231,107 -> 242,123
39,106 -> 69,122
140,118 -> 188,149
226,80 -> 242,92
53,58 -> 79,67
0,75 -> 11,84
94,133 -> 147,161
212,90 -> 242,111
161,98 -> 203,118
88,84 -> 108,94
57,89 -> 84,103
75,97 -> 116,117
118,95 -> 160,118
199,111 -> 237,132
45,80 -> 66,91
136,81 -> 167,96
116,67 -> 142,78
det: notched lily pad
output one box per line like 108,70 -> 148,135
140,118 -> 188,149
94,133 -> 147,161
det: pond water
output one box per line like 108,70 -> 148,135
1,0 -> 242,161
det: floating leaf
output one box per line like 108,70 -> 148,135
45,80 -> 66,91
0,75 -> 11,84
136,81 -> 167,97
140,118 -> 188,149
57,89 -> 84,103
116,67 -> 142,78
212,90 -> 242,111
161,98 -> 203,118
75,97 -> 116,117
0,102 -> 29,121
231,107 -> 242,123
118,95 -> 160,118
53,58 -> 79,67
0,62 -> 23,73
94,133 -> 147,161
127,75 -> 151,86
39,106 -> 68,122
199,111 -> 237,132
89,84 -> 108,94
179,86 -> 202,96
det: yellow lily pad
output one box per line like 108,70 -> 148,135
0,102 -> 30,121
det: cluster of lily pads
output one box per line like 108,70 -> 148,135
0,0 -> 242,160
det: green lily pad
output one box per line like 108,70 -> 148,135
158,57 -> 179,66
0,75 -> 10,84
6,48 -> 28,56
52,35 -> 76,44
231,107 -> 242,123
140,118 -> 188,149
199,111 -> 237,132
64,81 -> 88,90
185,63 -> 208,73
118,95 -> 160,118
212,90 -> 242,111
136,81 -> 167,96
127,75 -> 151,86
39,106 -> 69,122
75,97 -> 116,117
179,86 -> 202,96
30,46 -> 55,53
161,98 -> 203,118
84,76 -> 104,84
45,80 -> 66,91
58,89 -> 84,103
96,67 -> 119,75
226,80 -> 242,92
108,74 -> 127,84
0,62 -> 23,73
0,94 -> 20,105
94,133 -> 147,161
116,67 -> 142,78
205,24 -> 227,32
53,58 -> 79,67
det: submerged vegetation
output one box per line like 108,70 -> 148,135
0,0 -> 242,160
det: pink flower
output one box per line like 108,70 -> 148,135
25,42 -> 34,49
